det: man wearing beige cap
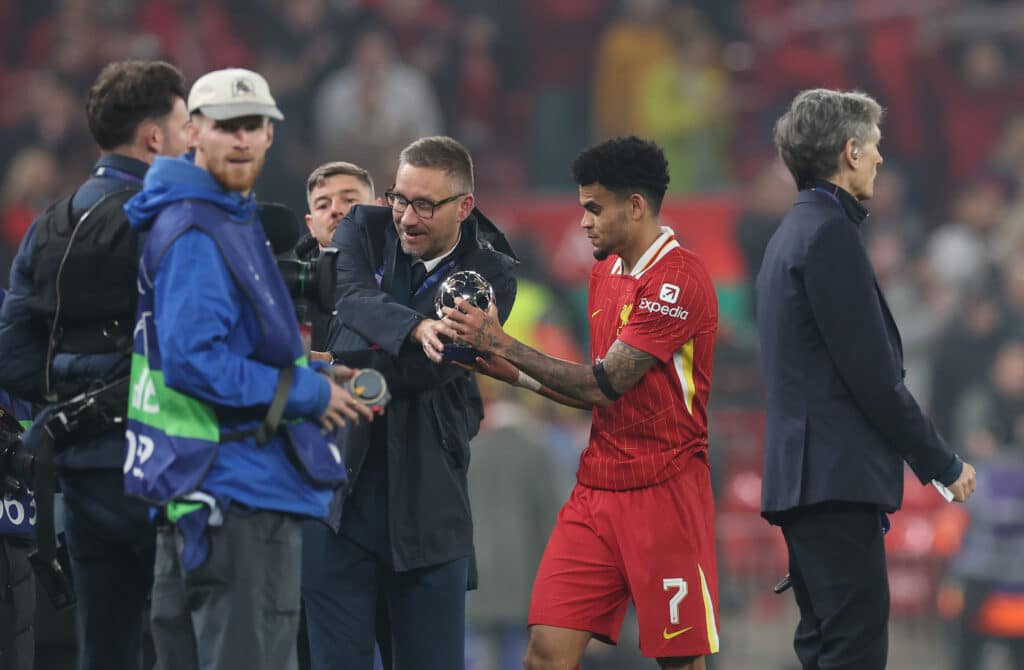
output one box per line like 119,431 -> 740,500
122,67 -> 373,670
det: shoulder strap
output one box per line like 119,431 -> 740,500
257,366 -> 295,444
219,366 -> 296,445
51,194 -> 75,236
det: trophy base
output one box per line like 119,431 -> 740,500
441,343 -> 489,364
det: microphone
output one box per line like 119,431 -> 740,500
257,202 -> 302,254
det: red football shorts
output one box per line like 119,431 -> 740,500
528,461 -> 720,658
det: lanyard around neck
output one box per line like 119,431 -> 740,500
93,165 -> 144,185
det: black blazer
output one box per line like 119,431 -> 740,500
755,183 -> 954,516
324,204 -> 518,571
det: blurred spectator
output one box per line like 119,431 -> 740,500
243,0 -> 350,137
313,28 -> 442,191
639,7 -> 731,194
376,0 -> 458,121
990,112 -> 1024,195
239,0 -> 357,211
592,0 -> 673,140
927,176 -> 1009,292
954,340 -> 1024,460
919,35 -> 1024,202
744,0 -> 856,125
946,449 -> 1024,669
865,165 -> 926,254
0,147 -> 59,281
520,0 -> 609,188
22,0 -> 106,86
866,166 -> 949,405
929,284 -> 1010,439
450,14 -> 501,152
734,157 -> 793,320
466,396 -> 562,670
998,252 -> 1024,335
377,0 -> 456,71
23,71 -> 84,168
868,225 -> 947,409
137,0 -> 254,77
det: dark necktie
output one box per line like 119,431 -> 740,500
410,262 -> 428,296
390,254 -> 429,307
390,252 -> 412,305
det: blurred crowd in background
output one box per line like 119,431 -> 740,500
3,0 -> 1024,668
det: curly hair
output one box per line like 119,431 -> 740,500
571,136 -> 670,213
774,89 -> 883,187
86,60 -> 187,150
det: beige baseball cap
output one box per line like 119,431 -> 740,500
187,68 -> 284,121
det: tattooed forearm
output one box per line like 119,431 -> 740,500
495,338 -> 655,406
602,340 -> 658,392
499,339 -> 610,406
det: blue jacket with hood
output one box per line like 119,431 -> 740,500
123,155 -> 336,522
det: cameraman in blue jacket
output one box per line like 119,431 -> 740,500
123,67 -> 373,670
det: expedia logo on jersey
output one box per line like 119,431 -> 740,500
637,296 -> 689,320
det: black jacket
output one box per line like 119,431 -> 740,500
0,154 -> 146,468
326,204 -> 518,571
756,182 -> 956,517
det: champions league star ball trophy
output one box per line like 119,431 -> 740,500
435,270 -> 496,363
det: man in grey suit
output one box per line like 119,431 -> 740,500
755,88 -> 977,669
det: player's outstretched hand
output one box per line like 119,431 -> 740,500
319,378 -> 375,431
443,299 -> 503,355
459,353 -> 519,385
410,318 -> 456,364
949,461 -> 977,503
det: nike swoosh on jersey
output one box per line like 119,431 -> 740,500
591,308 -> 603,318
662,626 -> 693,640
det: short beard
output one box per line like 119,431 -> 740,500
593,249 -> 609,261
208,156 -> 264,194
398,238 -> 423,260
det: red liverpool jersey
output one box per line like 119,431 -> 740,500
579,229 -> 718,490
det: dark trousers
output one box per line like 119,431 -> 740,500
0,539 -> 34,670
297,591 -> 391,670
780,504 -> 889,670
59,468 -> 156,670
301,521 -> 468,670
150,509 -> 302,670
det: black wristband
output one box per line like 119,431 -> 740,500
592,361 -> 621,401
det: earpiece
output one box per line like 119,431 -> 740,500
851,147 -> 860,157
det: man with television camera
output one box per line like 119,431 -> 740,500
0,60 -> 190,670
290,161 -> 376,352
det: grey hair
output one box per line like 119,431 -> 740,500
398,136 -> 474,193
773,89 -> 883,187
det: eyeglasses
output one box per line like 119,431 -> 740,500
384,191 -> 467,220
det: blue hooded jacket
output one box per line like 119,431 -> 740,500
124,155 -> 334,522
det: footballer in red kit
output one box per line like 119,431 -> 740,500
440,136 -> 719,670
